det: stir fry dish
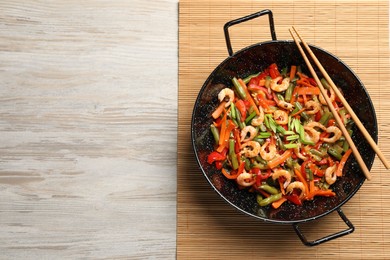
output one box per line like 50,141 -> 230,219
207,63 -> 354,209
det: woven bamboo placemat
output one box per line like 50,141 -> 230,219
178,0 -> 390,258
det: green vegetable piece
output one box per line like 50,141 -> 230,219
259,193 -> 282,206
229,139 -> 239,170
285,83 -> 295,102
243,72 -> 260,84
210,124 -> 219,145
232,77 -> 247,99
259,184 -> 279,195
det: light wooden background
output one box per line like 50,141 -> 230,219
0,1 -> 177,259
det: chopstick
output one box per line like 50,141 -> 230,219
291,26 -> 390,170
289,27 -> 373,180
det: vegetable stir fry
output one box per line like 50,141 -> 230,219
207,63 -> 354,209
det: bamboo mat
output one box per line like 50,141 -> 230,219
178,0 -> 390,259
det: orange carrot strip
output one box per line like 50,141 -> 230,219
307,189 -> 336,200
238,78 -> 260,116
290,107 -> 306,117
297,80 -> 317,89
289,65 -> 297,80
217,119 -> 235,153
296,86 -> 321,96
297,71 -> 309,79
289,87 -> 299,104
221,168 -> 239,180
278,178 -> 286,195
217,112 -> 227,146
309,179 -> 315,194
212,101 -> 227,119
267,149 -> 293,169
336,148 -> 352,177
293,168 -> 309,199
272,197 -> 287,209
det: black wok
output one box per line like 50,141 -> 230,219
191,9 -> 377,246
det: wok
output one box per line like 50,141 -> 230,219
191,9 -> 377,246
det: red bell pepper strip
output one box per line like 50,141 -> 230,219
336,148 -> 352,177
269,63 -> 281,79
233,129 -> 241,154
284,194 -> 302,206
207,151 -> 227,164
249,71 -> 268,87
235,99 -> 247,122
215,161 -> 223,170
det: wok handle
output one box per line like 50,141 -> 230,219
223,9 -> 277,56
292,208 -> 355,246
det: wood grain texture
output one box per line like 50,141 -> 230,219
0,0 -> 178,259
178,0 -> 390,259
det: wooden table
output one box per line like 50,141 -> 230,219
0,1 -> 177,258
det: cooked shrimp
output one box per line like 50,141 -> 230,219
286,181 -> 306,199
240,126 -> 258,142
272,169 -> 292,189
236,171 -> 256,187
218,88 -> 235,107
273,109 -> 288,125
322,126 -> 342,143
251,106 -> 264,126
294,143 -> 308,160
240,141 -> 260,158
305,100 -> 321,115
306,121 -> 327,131
277,100 -> 294,110
325,164 -> 337,185
304,122 -> 326,144
319,87 -> 335,105
260,139 -> 277,161
270,77 -> 290,92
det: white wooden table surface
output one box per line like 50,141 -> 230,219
0,1 -> 177,259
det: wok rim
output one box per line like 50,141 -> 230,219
191,39 -> 377,225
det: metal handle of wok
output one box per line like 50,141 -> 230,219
224,9 -> 277,56
293,208 -> 355,246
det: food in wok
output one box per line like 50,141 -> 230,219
207,63 -> 354,209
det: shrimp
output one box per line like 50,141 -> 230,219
305,100 -> 321,115
218,88 -> 235,107
294,143 -> 308,160
251,106 -> 264,126
273,109 -> 289,125
325,164 -> 337,185
306,121 -> 327,131
240,126 -> 258,142
240,141 -> 260,158
277,100 -> 294,110
322,126 -> 342,143
319,87 -> 335,105
236,171 -> 256,187
304,122 -> 326,144
270,77 -> 290,92
260,139 -> 277,161
286,181 -> 306,199
272,169 -> 292,189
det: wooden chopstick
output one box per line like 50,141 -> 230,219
289,27 -> 373,180
291,26 -> 390,170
